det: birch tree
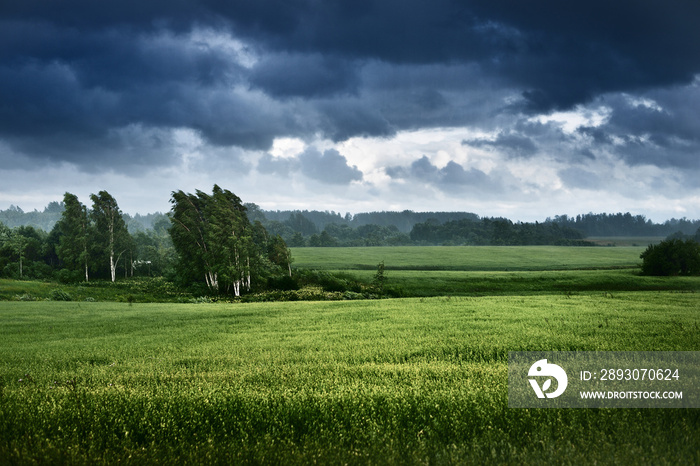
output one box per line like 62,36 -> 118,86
169,185 -> 277,296
206,185 -> 254,296
90,191 -> 131,282
11,231 -> 25,279
169,189 -> 219,291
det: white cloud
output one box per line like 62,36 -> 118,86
530,105 -> 612,133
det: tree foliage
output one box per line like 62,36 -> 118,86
409,218 -> 588,246
90,191 -> 133,282
169,185 -> 292,296
640,238 -> 700,276
0,223 -> 52,279
55,193 -> 90,281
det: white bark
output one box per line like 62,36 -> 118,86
246,256 -> 251,291
205,270 -> 218,291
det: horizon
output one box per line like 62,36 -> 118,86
1,197 -> 698,226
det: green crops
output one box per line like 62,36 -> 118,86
1,294 -> 698,464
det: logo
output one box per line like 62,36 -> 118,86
528,359 -> 568,398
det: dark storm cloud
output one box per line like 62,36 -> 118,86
558,167 -> 602,190
258,147 -> 363,184
463,131 -> 538,159
257,153 -> 299,176
1,0 -> 699,172
573,83 -> 700,170
298,148 -> 363,184
213,0 -> 700,111
249,54 -> 360,98
387,156 -> 499,193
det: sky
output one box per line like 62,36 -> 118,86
1,0 -> 699,222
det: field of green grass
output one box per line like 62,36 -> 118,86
292,246 -> 700,297
291,245 -> 647,271
1,245 -> 699,464
1,294 -> 698,464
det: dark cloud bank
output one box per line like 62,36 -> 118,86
258,148 -> 362,185
1,0 -> 699,180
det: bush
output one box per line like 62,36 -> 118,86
15,293 -> 36,301
294,270 -> 358,292
188,296 -> 214,304
267,275 -> 299,291
56,269 -> 84,284
50,289 -> 73,301
640,238 -> 700,276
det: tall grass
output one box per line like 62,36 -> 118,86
1,295 -> 698,464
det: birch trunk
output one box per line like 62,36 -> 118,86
205,270 -> 218,292
109,208 -> 116,282
246,256 -> 251,291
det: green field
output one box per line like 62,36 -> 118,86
1,246 -> 699,464
290,245 -> 647,271
1,294 -> 699,464
292,246 -> 699,296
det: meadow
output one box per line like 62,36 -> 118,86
290,245 -> 648,271
1,245 -> 699,464
292,246 -> 699,296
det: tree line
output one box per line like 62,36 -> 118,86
4,203 -> 700,243
548,213 -> 700,237
3,193 -> 700,283
0,187 -> 293,296
232,209 -> 700,247
259,213 -> 590,246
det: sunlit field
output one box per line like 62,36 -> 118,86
1,293 -> 699,464
1,245 -> 699,464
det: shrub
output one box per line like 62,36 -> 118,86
50,289 -> 73,301
15,293 -> 36,301
640,238 -> 700,276
294,270 -> 356,292
267,275 -> 299,291
55,269 -> 84,284
342,291 -> 365,300
188,296 -> 214,304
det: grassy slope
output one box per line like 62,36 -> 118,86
1,295 -> 699,464
0,277 -> 189,302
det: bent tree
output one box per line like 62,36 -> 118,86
169,185 -> 263,296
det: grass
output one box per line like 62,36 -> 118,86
1,245 -> 699,463
0,276 -> 190,303
343,268 -> 700,296
290,246 -> 699,297
290,245 -> 647,271
1,294 -> 699,464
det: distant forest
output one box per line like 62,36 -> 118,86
2,202 -> 699,248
